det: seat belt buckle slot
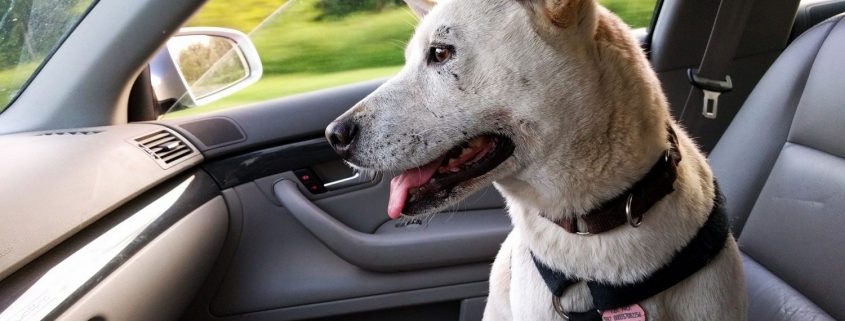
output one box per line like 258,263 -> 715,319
687,69 -> 733,119
702,90 -> 720,119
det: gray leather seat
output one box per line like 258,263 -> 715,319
709,14 -> 845,321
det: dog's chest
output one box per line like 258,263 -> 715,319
508,238 -> 595,320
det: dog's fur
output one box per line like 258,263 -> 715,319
330,0 -> 746,319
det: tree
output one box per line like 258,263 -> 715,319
315,0 -> 406,19
0,0 -> 91,70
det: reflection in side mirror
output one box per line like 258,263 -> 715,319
170,35 -> 248,99
150,27 -> 262,111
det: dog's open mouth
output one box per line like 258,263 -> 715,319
387,134 -> 515,219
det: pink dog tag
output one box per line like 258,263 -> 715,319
601,304 -> 646,321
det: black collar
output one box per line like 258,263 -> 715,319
533,185 -> 730,321
552,126 -> 682,235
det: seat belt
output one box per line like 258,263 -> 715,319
682,0 -> 757,120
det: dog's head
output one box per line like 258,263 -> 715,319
327,0 -> 656,219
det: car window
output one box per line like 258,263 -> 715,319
164,0 -> 658,118
603,0 -> 659,30
0,0 -> 97,113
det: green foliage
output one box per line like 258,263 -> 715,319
187,0 -> 417,76
175,36 -> 248,98
183,0 -> 287,33
0,64 -> 36,111
0,0 -> 94,110
314,0 -> 405,18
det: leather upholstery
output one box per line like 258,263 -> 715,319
709,14 -> 845,321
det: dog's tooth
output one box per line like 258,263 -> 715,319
470,138 -> 483,148
448,159 -> 457,167
450,167 -> 461,173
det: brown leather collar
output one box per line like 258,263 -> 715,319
554,126 -> 682,235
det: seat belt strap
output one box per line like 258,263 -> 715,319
684,0 -> 757,119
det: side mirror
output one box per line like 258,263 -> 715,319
150,27 -> 262,109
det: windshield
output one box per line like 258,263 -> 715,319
0,0 -> 96,112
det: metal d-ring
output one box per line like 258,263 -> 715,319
552,296 -> 570,320
552,296 -> 602,320
625,194 -> 643,228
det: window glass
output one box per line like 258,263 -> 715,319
0,0 -> 96,112
601,0 -> 659,29
165,0 -> 658,118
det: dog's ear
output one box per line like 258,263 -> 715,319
528,0 -> 598,36
404,0 -> 436,18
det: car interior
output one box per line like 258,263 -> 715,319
0,0 -> 844,320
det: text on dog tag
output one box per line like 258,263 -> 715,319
601,304 -> 646,321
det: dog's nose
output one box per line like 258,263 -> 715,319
325,119 -> 359,157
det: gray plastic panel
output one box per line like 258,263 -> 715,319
251,169 -> 504,234
212,283 -> 487,321
0,171 -> 219,319
0,123 -> 201,281
459,297 -> 487,321
176,117 -> 246,150
57,197 -> 228,321
207,181 -> 497,317
274,180 -> 511,272
311,175 -> 504,234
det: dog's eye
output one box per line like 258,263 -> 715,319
429,46 -> 453,64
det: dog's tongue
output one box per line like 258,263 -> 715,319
387,158 -> 442,220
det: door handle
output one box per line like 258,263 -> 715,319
323,170 -> 375,191
274,180 -> 511,272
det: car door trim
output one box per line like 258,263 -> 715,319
273,180 -> 511,272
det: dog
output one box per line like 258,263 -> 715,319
325,0 -> 747,319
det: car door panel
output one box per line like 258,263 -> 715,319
200,181 -> 493,318
167,81 -> 511,321
274,180 -> 509,272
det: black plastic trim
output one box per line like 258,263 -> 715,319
644,0 -> 666,56
203,138 -> 338,189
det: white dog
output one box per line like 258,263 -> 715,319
325,0 -> 747,320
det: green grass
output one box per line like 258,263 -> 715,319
601,0 -> 658,29
0,62 -> 40,112
189,0 -> 417,75
163,64 -> 402,118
